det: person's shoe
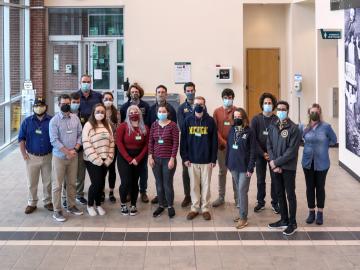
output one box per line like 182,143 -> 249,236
130,205 -> 138,216
306,210 -> 316,224
153,207 -> 165,217
233,216 -> 241,222
62,200 -> 68,209
168,207 -> 176,218
283,224 -> 297,236
120,204 -> 129,216
203,212 -> 211,221
101,192 -> 105,203
316,211 -> 323,225
67,206 -> 83,216
109,192 -> 116,203
87,206 -> 97,217
151,196 -> 158,204
53,211 -> 66,222
44,203 -> 54,212
96,206 -> 106,216
268,220 -> 288,230
24,205 -> 37,214
254,203 -> 265,213
212,198 -> 225,208
236,219 -> 248,229
271,204 -> 280,214
181,196 -> 191,208
76,196 -> 87,205
141,193 -> 149,203
186,211 -> 199,220
126,194 -> 131,203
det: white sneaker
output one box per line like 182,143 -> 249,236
87,206 -> 97,216
96,206 -> 106,216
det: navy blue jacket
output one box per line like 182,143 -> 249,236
226,126 -> 256,173
149,102 -> 177,126
180,112 -> 218,164
120,99 -> 150,126
76,90 -> 103,126
177,100 -> 193,129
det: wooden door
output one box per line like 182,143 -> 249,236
246,48 -> 280,120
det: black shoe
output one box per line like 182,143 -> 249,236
283,224 -> 297,236
271,204 -> 280,214
153,207 -> 164,217
181,196 -> 191,208
151,196 -> 158,204
316,211 -> 323,225
306,210 -> 316,224
120,204 -> 129,216
168,207 -> 175,218
268,220 -> 288,229
254,203 -> 265,213
76,196 -> 87,205
101,192 -> 105,203
109,192 -> 116,203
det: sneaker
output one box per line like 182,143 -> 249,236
96,206 -> 106,216
67,206 -> 83,216
101,192 -> 105,203
62,200 -> 68,209
212,198 -> 225,208
236,219 -> 248,229
141,193 -> 149,203
271,204 -> 280,214
181,196 -> 191,208
87,206 -> 97,216
168,207 -> 175,218
268,220 -> 288,230
254,203 -> 265,213
130,205 -> 138,216
24,205 -> 37,214
186,211 -> 199,220
44,203 -> 54,212
151,196 -> 158,204
202,212 -> 212,221
109,192 -> 116,203
306,210 -> 316,224
153,207 -> 165,217
53,211 -> 66,222
283,224 -> 297,236
316,211 -> 323,225
120,204 -> 129,216
76,196 -> 87,205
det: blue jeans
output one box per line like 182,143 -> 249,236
152,158 -> 176,207
231,171 -> 250,219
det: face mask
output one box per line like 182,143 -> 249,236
33,106 -> 46,116
81,83 -> 91,93
103,101 -> 113,108
70,103 -> 80,112
223,99 -> 233,107
157,112 -> 168,121
186,93 -> 195,101
131,93 -> 140,100
277,111 -> 287,121
234,118 -> 243,126
194,104 -> 204,113
263,104 -> 273,113
129,114 -> 140,121
310,112 -> 320,122
60,104 -> 71,113
95,113 -> 105,121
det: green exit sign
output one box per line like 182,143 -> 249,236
321,29 -> 341,39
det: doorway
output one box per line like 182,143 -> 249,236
246,48 -> 280,120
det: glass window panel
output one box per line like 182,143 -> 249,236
11,100 -> 22,139
117,39 -> 124,63
10,0 -> 25,4
92,44 -> 110,90
0,106 -> 5,147
0,7 -> 4,103
89,14 -> 123,36
117,65 -> 124,90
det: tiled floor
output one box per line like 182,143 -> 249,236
0,147 -> 360,269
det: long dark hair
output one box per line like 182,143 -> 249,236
232,107 -> 250,128
88,103 -> 112,133
103,92 -> 119,124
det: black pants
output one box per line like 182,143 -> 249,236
303,162 -> 328,209
117,149 -> 144,206
256,156 -> 278,206
139,156 -> 148,193
106,149 -> 117,190
85,161 -> 108,207
273,169 -> 297,225
152,158 -> 176,207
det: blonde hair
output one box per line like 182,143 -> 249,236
125,105 -> 147,135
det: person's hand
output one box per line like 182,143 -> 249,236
273,167 -> 282,174
184,161 -> 191,167
209,163 -> 216,168
130,159 -> 138,166
22,153 -> 30,161
246,172 -> 252,178
168,158 -> 175,170
149,157 -> 155,168
269,160 -> 276,169
264,152 -> 270,161
66,149 -> 77,160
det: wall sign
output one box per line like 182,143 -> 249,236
174,62 -> 191,84
320,29 -> 342,39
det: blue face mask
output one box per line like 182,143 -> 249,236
223,98 -> 233,107
277,111 -> 288,121
81,83 -> 91,93
186,92 -> 195,101
263,104 -> 273,113
157,112 -> 168,121
70,103 -> 80,112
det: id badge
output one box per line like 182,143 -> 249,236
195,133 -> 201,137
80,117 -> 85,123
135,135 -> 142,141
263,131 -> 269,136
232,144 -> 238,150
35,129 -> 42,135
66,130 -> 73,134
224,121 -> 231,126
158,139 -> 164,144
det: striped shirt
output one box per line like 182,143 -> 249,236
82,122 -> 115,166
149,121 -> 179,159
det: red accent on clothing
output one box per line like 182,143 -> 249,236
149,121 -> 179,159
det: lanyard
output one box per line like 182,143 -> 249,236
157,122 -> 168,140
233,126 -> 244,145
262,115 -> 271,132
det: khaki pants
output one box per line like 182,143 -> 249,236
188,163 -> 213,213
52,155 -> 78,212
62,150 -> 86,199
25,153 -> 52,206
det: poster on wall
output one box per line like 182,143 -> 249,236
345,8 -> 360,156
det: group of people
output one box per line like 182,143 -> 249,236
18,75 -> 337,236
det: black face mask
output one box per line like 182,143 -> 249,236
234,118 -> 243,126
60,104 -> 71,113
194,104 -> 204,113
309,112 -> 320,122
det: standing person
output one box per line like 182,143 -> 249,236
149,85 -> 177,204
19,97 -> 53,214
212,88 -> 238,207
82,103 -> 115,216
180,96 -> 218,221
75,74 -> 102,205
301,104 -> 337,225
251,93 -> 280,214
120,83 -> 150,203
102,92 -> 121,203
177,82 -> 196,207
226,108 -> 256,229
267,101 -> 301,235
116,105 -> 149,216
149,105 -> 179,218
49,94 -> 83,222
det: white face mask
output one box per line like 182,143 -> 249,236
103,100 -> 113,108
95,113 -> 105,121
